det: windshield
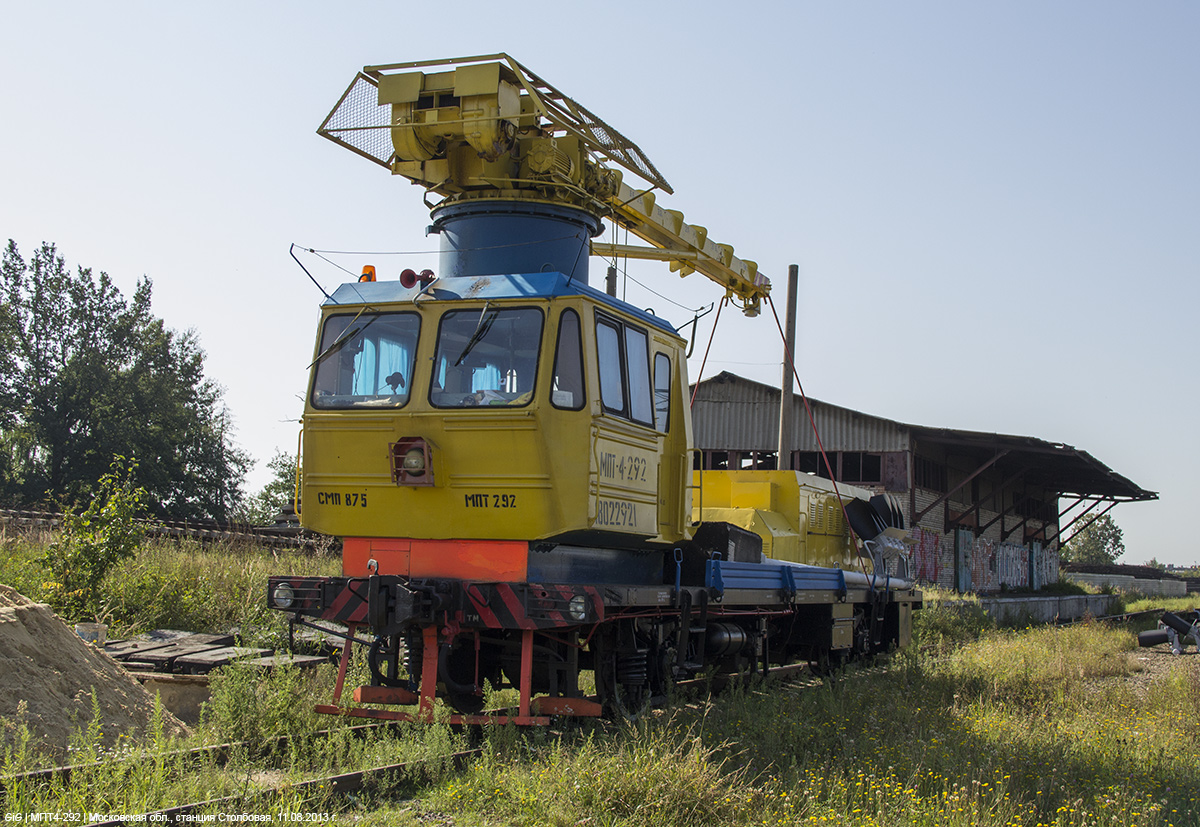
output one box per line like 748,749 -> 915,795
311,312 -> 420,409
431,307 -> 544,408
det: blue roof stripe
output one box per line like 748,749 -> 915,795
325,271 -> 679,336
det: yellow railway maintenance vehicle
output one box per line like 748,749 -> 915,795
268,55 -> 921,724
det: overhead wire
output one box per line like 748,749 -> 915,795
302,235 -> 580,256
596,218 -> 708,314
304,225 -> 709,317
689,296 -> 727,407
766,293 -> 873,579
295,235 -> 583,302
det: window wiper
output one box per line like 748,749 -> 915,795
454,303 -> 498,367
309,309 -> 379,369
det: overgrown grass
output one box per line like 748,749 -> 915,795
0,527 -> 340,645
0,525 -> 59,601
2,654 -> 470,816
343,619 -> 1198,827
425,721 -> 750,827
97,538 -> 341,645
910,599 -> 995,656
2,686 -> 469,819
3,527 -> 1199,825
1125,595 -> 1200,615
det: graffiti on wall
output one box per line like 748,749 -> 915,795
911,527 -> 954,589
908,527 -> 1059,592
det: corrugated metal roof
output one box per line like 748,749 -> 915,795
690,372 -> 1157,503
690,372 -> 910,452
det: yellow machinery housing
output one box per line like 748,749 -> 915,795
696,470 -> 867,570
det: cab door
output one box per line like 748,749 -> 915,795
589,311 -> 661,541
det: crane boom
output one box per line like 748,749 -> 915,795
317,54 -> 771,315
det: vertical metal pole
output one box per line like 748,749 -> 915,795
419,625 -> 439,722
518,628 -> 534,722
776,264 -> 799,469
331,622 -> 357,704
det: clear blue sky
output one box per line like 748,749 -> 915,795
2,2 -> 1196,563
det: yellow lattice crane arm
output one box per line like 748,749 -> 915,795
317,53 -> 771,315
594,183 -> 769,315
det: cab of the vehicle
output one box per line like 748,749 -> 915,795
299,271 -> 693,581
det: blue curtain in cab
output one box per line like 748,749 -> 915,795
471,364 -> 502,392
352,338 -> 410,395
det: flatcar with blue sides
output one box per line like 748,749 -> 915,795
267,55 -> 921,724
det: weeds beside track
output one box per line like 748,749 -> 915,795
84,749 -> 482,827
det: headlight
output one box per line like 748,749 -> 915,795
391,437 -> 434,486
403,447 -> 426,475
568,594 -> 588,622
272,582 -> 295,609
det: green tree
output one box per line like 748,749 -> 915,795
237,449 -> 300,525
1062,513 -> 1125,565
0,240 -> 250,519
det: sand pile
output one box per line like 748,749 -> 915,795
0,584 -> 190,763
0,583 -> 35,608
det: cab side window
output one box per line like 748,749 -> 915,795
625,327 -> 652,425
596,319 -> 625,414
653,352 -> 671,432
551,309 -> 585,410
595,312 -> 654,427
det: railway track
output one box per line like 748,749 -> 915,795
0,508 -> 325,550
3,657 -> 880,825
86,748 -> 482,826
1055,607 -> 1163,626
0,721 -> 404,792
52,616 -> 1180,825
12,633 -> 1150,825
2,719 -> 480,826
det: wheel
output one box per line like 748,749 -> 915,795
593,622 -> 652,720
368,634 -> 411,689
809,646 -> 849,677
439,639 -> 502,715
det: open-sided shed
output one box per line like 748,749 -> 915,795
690,371 -> 1156,591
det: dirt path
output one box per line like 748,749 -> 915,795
1126,644 -> 1200,695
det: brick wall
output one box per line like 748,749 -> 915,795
908,487 -> 1060,592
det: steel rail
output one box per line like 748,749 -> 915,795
0,508 -> 323,550
83,749 -> 481,827
0,721 -> 404,793
74,662 -> 886,824
1054,607 -> 1163,626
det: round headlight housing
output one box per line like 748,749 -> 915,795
402,447 -> 426,475
272,582 -> 295,609
391,437 -> 434,485
568,594 -> 588,622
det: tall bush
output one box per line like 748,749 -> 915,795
41,456 -> 145,619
